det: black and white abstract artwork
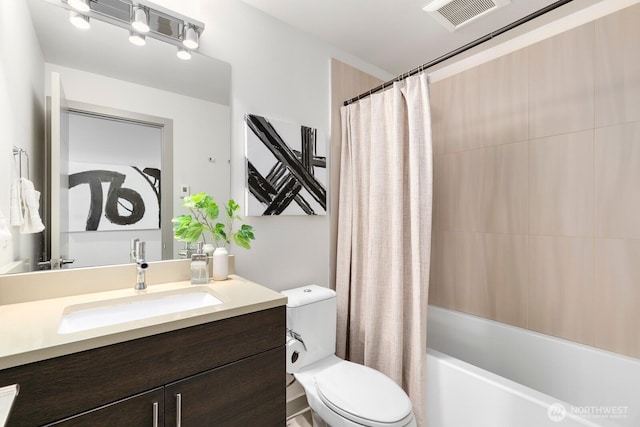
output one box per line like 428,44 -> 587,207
68,161 -> 161,231
245,114 -> 326,216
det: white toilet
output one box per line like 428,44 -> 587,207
282,285 -> 417,427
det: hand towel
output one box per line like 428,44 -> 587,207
9,178 -> 23,227
19,178 -> 45,234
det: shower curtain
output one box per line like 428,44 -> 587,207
336,72 -> 432,426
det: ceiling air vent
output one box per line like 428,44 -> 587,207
423,0 -> 511,32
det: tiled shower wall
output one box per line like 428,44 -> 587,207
428,4 -> 640,359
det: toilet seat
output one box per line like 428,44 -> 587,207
314,361 -> 413,427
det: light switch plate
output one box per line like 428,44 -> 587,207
179,184 -> 189,198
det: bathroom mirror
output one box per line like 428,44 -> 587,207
2,0 -> 231,274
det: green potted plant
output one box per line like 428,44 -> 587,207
172,193 -> 255,280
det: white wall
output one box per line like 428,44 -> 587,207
0,1 -> 45,271
2,0 -> 392,289
45,63 -> 231,261
156,0 -> 393,290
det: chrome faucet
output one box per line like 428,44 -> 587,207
130,238 -> 139,263
133,240 -> 148,290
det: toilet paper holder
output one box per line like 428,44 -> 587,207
286,330 -> 307,372
286,328 -> 307,351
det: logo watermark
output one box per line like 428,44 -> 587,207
547,402 -> 629,423
548,403 -> 567,422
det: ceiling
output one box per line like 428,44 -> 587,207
239,0 -> 560,75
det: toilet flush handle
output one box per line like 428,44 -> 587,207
286,328 -> 307,351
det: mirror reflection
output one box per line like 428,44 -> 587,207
0,0 -> 231,274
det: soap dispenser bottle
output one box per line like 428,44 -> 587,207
190,242 -> 209,284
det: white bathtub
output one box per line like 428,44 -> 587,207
426,306 -> 640,427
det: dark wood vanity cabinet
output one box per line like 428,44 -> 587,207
0,306 -> 285,427
49,388 -> 166,426
164,347 -> 283,426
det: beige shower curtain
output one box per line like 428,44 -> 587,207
336,72 -> 432,426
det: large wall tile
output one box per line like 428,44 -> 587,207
595,4 -> 640,127
458,69 -> 484,153
442,70 -> 483,153
529,130 -> 594,237
429,79 -> 447,156
437,51 -> 528,153
432,153 -> 444,231
595,121 -> 640,238
430,78 -> 473,156
432,153 -> 456,232
529,23 -> 594,139
431,73 -> 463,154
457,232 -> 528,327
428,230 -> 441,304
428,231 -> 457,308
594,239 -> 640,358
477,50 -> 529,147
454,232 -> 486,316
453,148 -> 480,231
455,143 -> 528,234
529,236 -> 594,345
480,142 -> 529,234
426,5 -> 638,359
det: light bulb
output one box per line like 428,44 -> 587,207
182,25 -> 199,50
131,6 -> 150,33
177,47 -> 191,60
69,11 -> 90,29
129,31 -> 146,46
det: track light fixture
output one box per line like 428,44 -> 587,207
59,0 -> 204,60
129,30 -> 146,46
176,47 -> 191,60
69,11 -> 90,29
67,0 -> 90,13
131,5 -> 150,33
182,25 -> 199,50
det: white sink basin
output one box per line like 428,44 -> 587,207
57,287 -> 223,334
0,384 -> 19,427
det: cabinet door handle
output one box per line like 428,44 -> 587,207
152,401 -> 159,427
176,393 -> 182,427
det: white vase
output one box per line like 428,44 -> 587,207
212,247 -> 229,281
203,243 -> 215,256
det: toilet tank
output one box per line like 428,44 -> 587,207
282,285 -> 336,368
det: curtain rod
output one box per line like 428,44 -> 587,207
344,0 -> 574,107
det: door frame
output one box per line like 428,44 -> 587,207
44,100 -> 174,264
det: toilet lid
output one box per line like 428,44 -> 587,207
314,362 -> 413,427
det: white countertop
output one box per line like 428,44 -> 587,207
0,275 -> 286,370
